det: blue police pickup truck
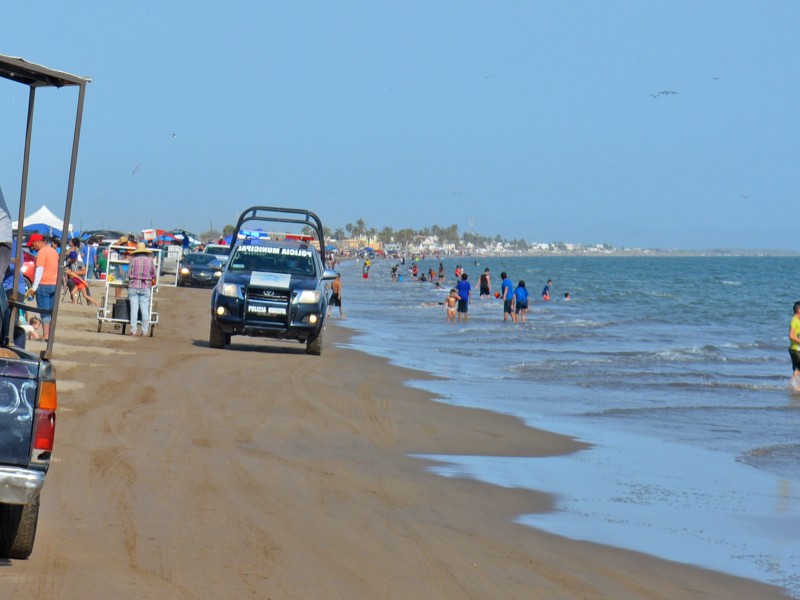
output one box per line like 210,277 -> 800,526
209,207 -> 338,355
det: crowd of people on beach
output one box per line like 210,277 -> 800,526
0,225 -> 167,348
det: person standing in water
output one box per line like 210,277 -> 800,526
500,271 -> 516,322
788,301 -> 800,386
478,268 -> 491,299
514,280 -> 529,323
327,273 -> 346,319
541,279 -> 552,301
456,272 -> 471,321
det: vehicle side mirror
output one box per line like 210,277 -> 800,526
322,269 -> 338,281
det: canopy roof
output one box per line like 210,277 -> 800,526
0,54 -> 90,88
12,205 -> 71,232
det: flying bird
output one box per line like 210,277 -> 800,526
650,90 -> 679,98
132,163 -> 141,175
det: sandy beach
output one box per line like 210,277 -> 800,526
0,283 -> 790,599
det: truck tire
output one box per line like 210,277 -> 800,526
209,320 -> 225,349
306,328 -> 323,355
0,497 -> 40,559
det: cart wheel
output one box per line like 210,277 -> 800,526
97,320 -> 102,333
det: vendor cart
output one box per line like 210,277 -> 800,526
96,244 -> 161,336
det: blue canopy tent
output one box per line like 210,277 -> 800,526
23,223 -> 63,237
12,205 -> 70,239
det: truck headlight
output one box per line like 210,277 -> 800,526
180,267 -> 190,275
296,290 -> 321,304
219,283 -> 239,297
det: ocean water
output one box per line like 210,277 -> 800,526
335,255 -> 800,596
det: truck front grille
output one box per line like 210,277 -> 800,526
245,288 -> 290,323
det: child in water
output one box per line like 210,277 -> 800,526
444,288 -> 459,323
514,280 -> 529,322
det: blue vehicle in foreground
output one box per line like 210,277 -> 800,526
0,54 -> 89,559
209,207 -> 337,355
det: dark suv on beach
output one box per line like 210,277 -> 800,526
209,206 -> 337,355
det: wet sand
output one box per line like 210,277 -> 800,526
0,283 -> 790,599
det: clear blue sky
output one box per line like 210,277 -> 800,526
1,1 -> 798,250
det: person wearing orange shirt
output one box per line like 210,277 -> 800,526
25,233 -> 59,341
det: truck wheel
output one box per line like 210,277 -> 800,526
0,497 -> 40,559
306,329 -> 323,355
209,320 -> 225,349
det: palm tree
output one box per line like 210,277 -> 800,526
354,218 -> 367,241
377,226 -> 394,246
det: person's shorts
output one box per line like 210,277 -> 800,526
35,284 -> 56,323
330,293 -> 341,307
515,301 -> 528,314
790,349 -> 800,372
503,299 -> 513,313
480,286 -> 490,296
457,299 -> 468,313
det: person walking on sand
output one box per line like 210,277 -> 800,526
788,301 -> 800,387
444,288 -> 458,322
456,272 -> 471,321
25,233 -> 59,342
327,273 -> 346,319
514,280 -> 530,322
478,268 -> 491,299
500,271 -> 516,322
127,242 -> 157,337
541,279 -> 552,301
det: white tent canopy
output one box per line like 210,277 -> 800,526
12,205 -> 72,234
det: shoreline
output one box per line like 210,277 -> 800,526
1,285 -> 789,599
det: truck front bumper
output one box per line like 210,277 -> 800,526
0,467 -> 45,505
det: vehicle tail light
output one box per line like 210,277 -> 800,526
38,381 -> 57,410
34,381 -> 57,451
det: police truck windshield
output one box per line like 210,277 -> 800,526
228,245 -> 316,277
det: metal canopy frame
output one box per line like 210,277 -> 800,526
0,54 -> 90,358
232,206 -> 327,264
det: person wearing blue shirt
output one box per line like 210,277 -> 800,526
500,271 -> 516,322
455,272 -> 471,322
514,280 -> 529,323
542,279 -> 552,301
